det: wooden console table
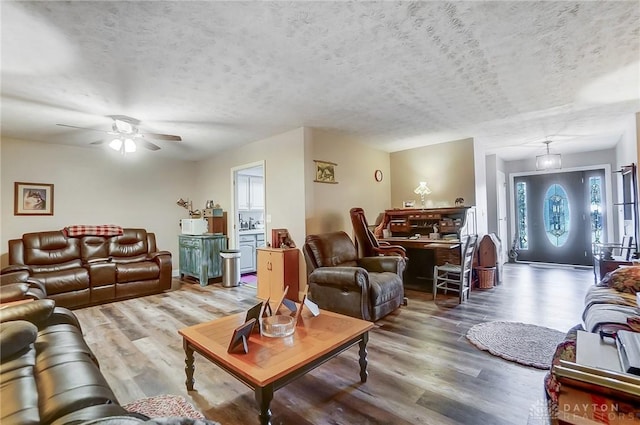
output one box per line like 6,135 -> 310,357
592,255 -> 632,283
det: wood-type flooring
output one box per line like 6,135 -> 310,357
74,263 -> 593,425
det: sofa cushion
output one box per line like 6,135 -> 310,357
0,320 -> 37,361
116,261 -> 160,283
108,229 -> 149,261
36,324 -> 96,363
305,232 -> 359,268
34,267 -> 90,295
36,352 -> 120,424
0,349 -> 40,425
22,232 -> 82,269
369,272 -> 404,305
599,266 -> 640,294
0,299 -> 56,329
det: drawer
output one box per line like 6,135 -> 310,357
256,234 -> 265,242
179,238 -> 201,248
240,235 -> 255,243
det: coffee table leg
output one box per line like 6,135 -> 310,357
184,339 -> 195,391
359,332 -> 369,383
255,384 -> 274,425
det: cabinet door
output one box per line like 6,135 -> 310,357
269,251 -> 285,299
205,236 -> 226,278
237,175 -> 250,210
250,176 -> 264,209
179,237 -> 201,276
240,244 -> 256,273
239,236 -> 256,273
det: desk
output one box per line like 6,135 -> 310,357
381,237 -> 461,292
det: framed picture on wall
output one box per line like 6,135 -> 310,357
14,182 -> 54,216
314,160 -> 338,184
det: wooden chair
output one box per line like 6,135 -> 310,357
614,236 -> 634,261
349,207 -> 406,258
433,234 -> 478,304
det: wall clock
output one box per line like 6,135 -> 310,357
374,169 -> 383,182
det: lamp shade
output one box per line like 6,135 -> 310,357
536,153 -> 562,170
414,182 -> 431,195
536,141 -> 561,171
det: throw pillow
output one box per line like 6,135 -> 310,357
599,266 -> 640,294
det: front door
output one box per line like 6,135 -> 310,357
513,169 -> 606,266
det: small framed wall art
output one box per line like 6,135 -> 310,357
314,160 -> 338,184
14,182 -> 54,216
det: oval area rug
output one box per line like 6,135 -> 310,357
466,321 -> 566,369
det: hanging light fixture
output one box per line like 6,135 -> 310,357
536,141 -> 562,171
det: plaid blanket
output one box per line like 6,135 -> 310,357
63,225 -> 124,237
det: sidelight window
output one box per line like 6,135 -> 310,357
516,181 -> 528,249
589,176 -> 603,245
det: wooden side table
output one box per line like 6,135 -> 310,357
256,247 -> 299,301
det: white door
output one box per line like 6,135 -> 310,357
497,170 -> 508,263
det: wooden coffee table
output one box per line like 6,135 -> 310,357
178,308 -> 374,425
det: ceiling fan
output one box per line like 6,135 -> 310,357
56,115 -> 182,153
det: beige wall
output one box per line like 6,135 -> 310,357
0,138 -> 197,269
195,127 -> 307,251
390,138 -> 476,209
305,129 -> 391,236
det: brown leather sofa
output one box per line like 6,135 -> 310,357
1,300 -> 131,424
2,229 -> 172,309
303,231 -> 406,321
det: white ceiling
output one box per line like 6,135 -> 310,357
2,1 -> 639,161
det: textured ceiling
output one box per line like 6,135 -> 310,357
2,1 -> 639,161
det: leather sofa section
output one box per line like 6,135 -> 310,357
0,348 -> 41,425
5,228 -> 172,309
0,306 -> 129,424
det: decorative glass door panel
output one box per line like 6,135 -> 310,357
543,184 -> 570,247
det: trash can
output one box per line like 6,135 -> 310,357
220,250 -> 241,288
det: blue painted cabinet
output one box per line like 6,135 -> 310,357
178,234 -> 227,286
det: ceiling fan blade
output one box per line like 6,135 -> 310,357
140,132 -> 182,141
106,115 -> 140,125
56,123 -> 112,134
140,140 -> 161,151
90,140 -> 105,145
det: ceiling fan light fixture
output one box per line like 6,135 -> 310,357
124,138 -> 136,153
109,138 -> 122,151
536,141 -> 562,170
114,119 -> 133,133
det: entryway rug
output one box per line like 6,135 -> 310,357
466,321 -> 566,369
123,395 -> 210,420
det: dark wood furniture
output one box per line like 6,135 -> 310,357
592,255 -> 632,283
179,308 -> 374,425
349,207 -> 406,258
376,207 -> 476,292
206,211 -> 227,235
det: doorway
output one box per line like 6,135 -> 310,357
231,161 -> 266,278
512,169 -> 607,266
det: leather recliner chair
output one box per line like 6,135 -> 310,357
303,231 -> 406,322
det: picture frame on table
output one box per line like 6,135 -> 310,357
14,182 -> 54,216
